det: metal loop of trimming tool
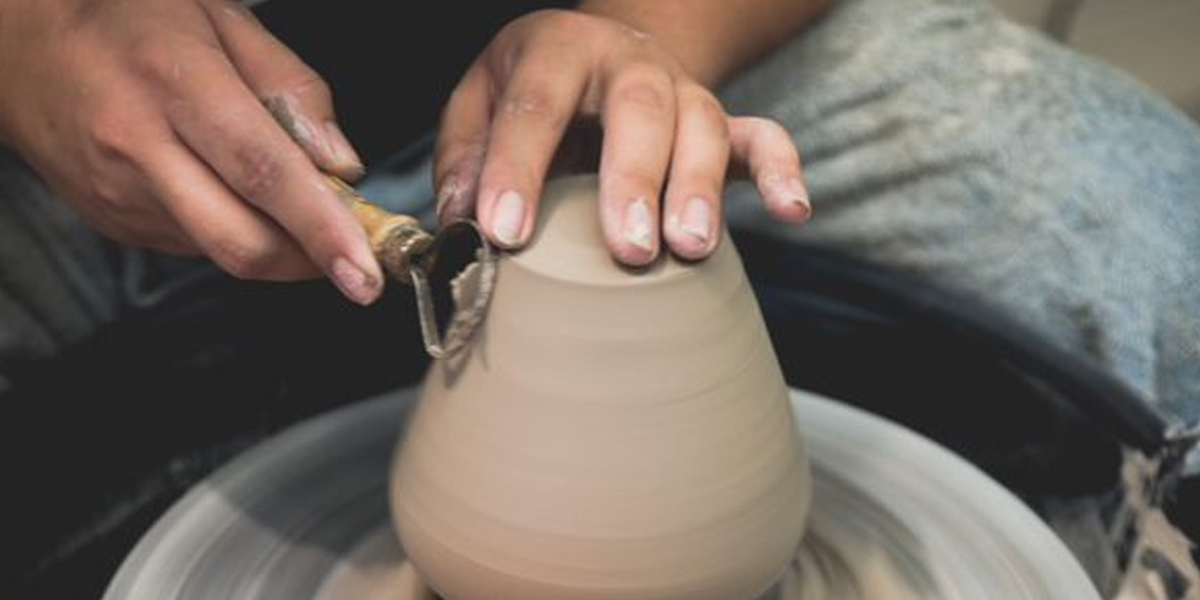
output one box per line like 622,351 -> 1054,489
408,219 -> 497,359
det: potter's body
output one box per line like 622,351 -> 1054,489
389,175 -> 812,600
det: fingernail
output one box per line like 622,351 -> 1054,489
764,173 -> 811,221
492,190 -> 525,247
623,197 -> 655,252
324,122 -> 365,180
679,196 -> 712,243
782,176 -> 811,211
330,256 -> 381,306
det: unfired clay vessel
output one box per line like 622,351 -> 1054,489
389,175 -> 812,600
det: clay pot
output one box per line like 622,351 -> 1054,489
389,175 -> 812,600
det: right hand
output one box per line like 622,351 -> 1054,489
0,0 -> 383,304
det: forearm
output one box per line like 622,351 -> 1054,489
575,0 -> 833,88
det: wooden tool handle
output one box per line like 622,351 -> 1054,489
323,175 -> 434,282
265,102 -> 437,284
324,174 -> 498,359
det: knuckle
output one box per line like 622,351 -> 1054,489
284,71 -> 333,108
682,85 -> 727,123
211,234 -> 281,280
497,88 -> 567,129
88,108 -> 140,161
80,163 -> 148,215
232,150 -> 285,203
609,67 -> 674,115
127,39 -> 173,82
128,37 -> 216,87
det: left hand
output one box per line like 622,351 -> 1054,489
433,9 -> 811,266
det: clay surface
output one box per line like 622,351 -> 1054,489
390,174 -> 813,600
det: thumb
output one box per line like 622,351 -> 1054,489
202,0 -> 365,181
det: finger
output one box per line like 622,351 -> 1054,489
142,232 -> 202,257
77,194 -> 199,257
144,140 -> 321,281
165,52 -> 382,303
662,85 -> 729,261
728,116 -> 810,223
433,63 -> 490,227
473,50 -> 588,249
109,217 -> 202,257
109,199 -> 202,257
64,98 -> 199,255
598,63 -> 677,266
72,107 -> 203,256
202,0 -> 364,180
97,163 -> 198,251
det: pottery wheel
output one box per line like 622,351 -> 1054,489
101,387 -> 1100,600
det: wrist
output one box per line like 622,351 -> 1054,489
575,0 -> 832,88
574,1 -> 728,86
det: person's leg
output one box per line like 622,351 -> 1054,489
0,150 -> 124,390
719,0 -> 1200,428
0,150 -> 222,392
717,0 -> 1200,595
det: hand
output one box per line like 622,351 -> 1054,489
0,0 -> 383,304
434,9 -> 811,266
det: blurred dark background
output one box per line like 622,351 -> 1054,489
251,0 -> 571,168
